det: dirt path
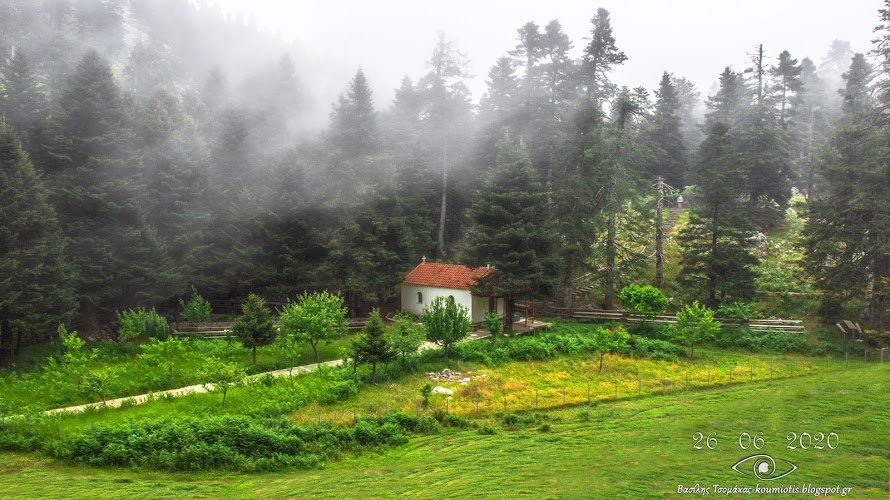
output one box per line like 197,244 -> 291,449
45,359 -> 342,415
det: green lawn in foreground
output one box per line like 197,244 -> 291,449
0,363 -> 886,499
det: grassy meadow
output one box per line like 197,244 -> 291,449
0,363 -> 886,499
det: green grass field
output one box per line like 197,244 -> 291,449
0,361 -> 886,499
0,335 -> 353,411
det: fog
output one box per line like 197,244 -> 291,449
2,0 -> 888,329
210,0 -> 877,127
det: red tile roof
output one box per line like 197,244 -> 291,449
402,261 -> 491,290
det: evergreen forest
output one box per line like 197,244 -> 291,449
1,0 -> 889,361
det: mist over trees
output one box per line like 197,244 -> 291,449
0,0 -> 888,351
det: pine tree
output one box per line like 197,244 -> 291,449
478,57 -> 519,124
582,8 -> 627,105
769,50 -> 803,129
790,58 -> 831,199
540,19 -> 576,116
802,2 -> 890,328
0,122 -> 76,360
673,76 -> 705,159
705,67 -> 748,130
351,309 -> 394,383
0,50 -> 47,153
678,123 -> 758,307
329,68 -> 378,159
803,121 -> 890,329
232,293 -> 276,365
737,103 -> 793,228
464,133 -> 559,331
417,33 -> 473,257
44,50 -> 171,328
818,39 -> 855,121
646,72 -> 687,186
385,76 -> 422,164
840,53 -> 873,118
600,89 -> 652,309
552,100 -> 608,306
509,21 -> 544,113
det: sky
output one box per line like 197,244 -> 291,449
208,0 -> 880,120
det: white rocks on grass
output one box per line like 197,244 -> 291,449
432,386 -> 454,396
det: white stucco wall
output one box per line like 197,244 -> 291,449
401,284 -> 472,319
401,284 -> 504,324
471,295 -> 505,323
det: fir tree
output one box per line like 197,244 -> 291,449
351,309 -> 394,383
769,50 -> 803,129
464,133 -> 559,331
44,50 -> 171,327
417,33 -> 473,257
840,53 -> 873,118
540,19 -> 576,116
329,67 -> 378,159
737,104 -> 793,228
582,8 -> 627,105
478,57 -> 519,124
790,58 -> 831,199
678,123 -> 758,307
0,50 -> 47,153
0,122 -> 76,360
509,21 -> 544,112
232,293 -> 276,365
646,72 -> 687,186
673,76 -> 704,159
705,67 -> 748,130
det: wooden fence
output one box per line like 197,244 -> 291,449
172,319 -> 368,339
516,304 -> 804,333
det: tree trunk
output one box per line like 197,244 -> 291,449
311,341 -> 320,364
252,345 -> 257,365
0,318 -> 12,366
371,362 -> 377,384
437,143 -> 448,256
604,210 -> 617,309
563,252 -> 579,308
504,295 -> 515,334
12,325 -> 21,357
222,387 -> 228,407
655,176 -> 665,288
709,206 -> 720,308
599,352 -> 604,372
868,256 -> 889,330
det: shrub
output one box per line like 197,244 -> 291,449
716,301 -> 762,321
624,336 -> 687,360
477,425 -> 497,435
179,287 -> 212,322
441,414 -> 471,428
50,414 -> 431,472
715,327 -> 809,353
420,384 -> 432,409
117,308 -> 170,341
619,284 -> 667,321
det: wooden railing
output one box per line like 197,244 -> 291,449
515,304 -> 804,332
172,318 -> 368,339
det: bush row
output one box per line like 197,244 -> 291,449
44,413 -> 440,472
714,327 -> 810,353
448,327 -> 687,367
